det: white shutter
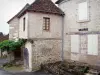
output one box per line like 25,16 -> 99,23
88,35 -> 98,55
71,35 -> 80,53
78,2 -> 88,20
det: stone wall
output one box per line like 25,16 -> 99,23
32,39 -> 62,70
59,0 -> 100,33
9,17 -> 19,40
63,34 -> 100,65
86,34 -> 100,65
19,12 -> 28,39
63,35 -> 71,60
28,12 -> 62,39
79,35 -> 87,62
58,0 -> 100,65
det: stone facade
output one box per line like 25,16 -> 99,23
58,0 -> 100,33
25,39 -> 62,71
18,12 -> 62,39
8,0 -> 62,72
79,35 -> 87,62
19,12 -> 29,39
9,17 -> 19,40
58,0 -> 100,65
8,0 -> 100,71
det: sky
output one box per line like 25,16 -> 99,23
0,0 -> 57,34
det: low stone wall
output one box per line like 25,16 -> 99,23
32,39 -> 62,70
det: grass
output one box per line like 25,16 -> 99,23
3,65 -> 23,72
1,60 -> 24,72
0,56 -> 7,59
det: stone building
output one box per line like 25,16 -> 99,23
56,0 -> 100,65
8,0 -> 64,71
8,0 -> 100,72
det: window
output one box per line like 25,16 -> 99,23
78,1 -> 89,22
71,35 -> 80,53
23,17 -> 25,31
88,35 -> 98,55
43,17 -> 50,31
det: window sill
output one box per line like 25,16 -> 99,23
77,19 -> 90,23
43,30 -> 50,32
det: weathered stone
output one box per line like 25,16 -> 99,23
31,40 -> 62,71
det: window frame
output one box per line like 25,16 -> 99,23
43,17 -> 50,31
77,0 -> 90,22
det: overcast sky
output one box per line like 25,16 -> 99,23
0,0 -> 57,34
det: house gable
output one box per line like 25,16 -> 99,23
8,0 -> 64,24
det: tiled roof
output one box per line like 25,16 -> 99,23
55,0 -> 64,4
18,0 -> 64,17
17,3 -> 30,18
27,0 -> 64,15
8,0 -> 64,23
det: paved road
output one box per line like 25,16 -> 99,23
0,58 -> 9,66
0,58 -> 72,75
14,70 -> 52,75
0,69 -> 14,75
0,58 -> 52,75
0,69 -> 52,75
0,58 -> 14,75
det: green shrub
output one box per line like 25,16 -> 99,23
0,39 -> 26,52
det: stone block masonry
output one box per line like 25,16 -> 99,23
31,39 -> 62,71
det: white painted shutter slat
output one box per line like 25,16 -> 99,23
88,35 -> 98,55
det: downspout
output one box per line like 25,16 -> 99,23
61,15 -> 64,61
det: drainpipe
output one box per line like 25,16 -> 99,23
61,15 -> 64,61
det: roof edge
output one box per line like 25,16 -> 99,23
28,10 -> 65,16
7,15 -> 17,24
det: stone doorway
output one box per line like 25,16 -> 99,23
23,48 -> 29,69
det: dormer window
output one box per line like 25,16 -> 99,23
23,17 -> 25,31
77,1 -> 89,22
43,17 -> 50,31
